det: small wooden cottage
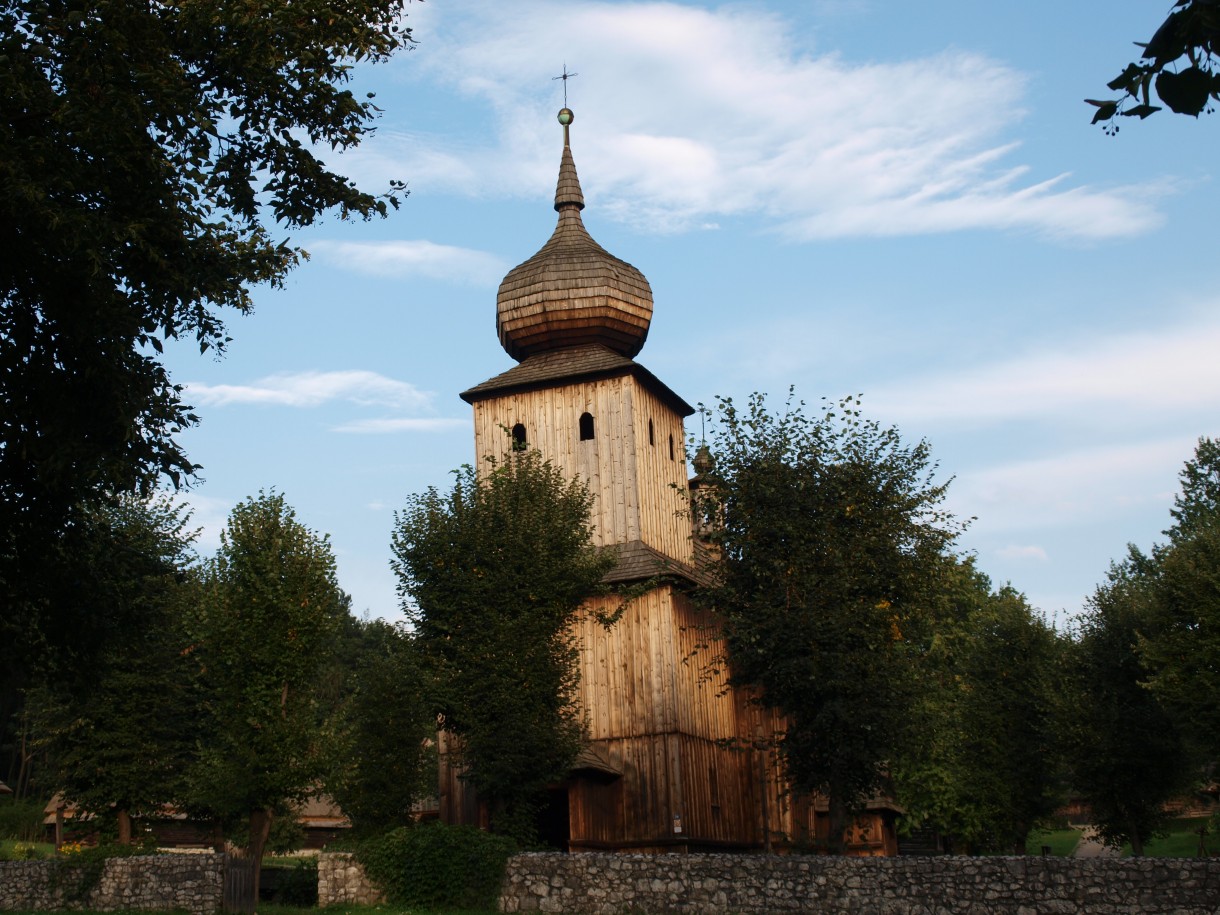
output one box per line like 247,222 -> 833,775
444,108 -> 898,855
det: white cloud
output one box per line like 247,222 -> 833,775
186,371 -> 434,410
870,315 -> 1220,427
308,239 -> 507,286
950,437 -> 1188,533
996,544 -> 1049,561
333,417 -> 470,434
350,0 -> 1162,240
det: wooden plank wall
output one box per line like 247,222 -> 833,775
471,377 -> 640,548
629,383 -> 691,562
576,589 -> 745,742
569,588 -> 764,849
470,376 -> 691,564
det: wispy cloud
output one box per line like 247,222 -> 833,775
186,371 -> 434,410
996,544 -> 1049,561
333,417 -> 470,434
870,315 -> 1220,427
308,240 -> 507,286
349,0 -> 1163,241
950,437 -> 1188,533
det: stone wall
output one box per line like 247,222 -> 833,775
0,853 -> 224,915
498,852 -> 1220,915
317,852 -> 385,907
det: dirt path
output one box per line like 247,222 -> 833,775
1072,825 -> 1121,858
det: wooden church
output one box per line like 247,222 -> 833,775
441,108 -> 899,856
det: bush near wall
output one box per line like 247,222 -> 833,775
354,822 -> 516,911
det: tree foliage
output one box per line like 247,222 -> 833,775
1137,438 -> 1220,763
1088,1 -> 1220,130
1064,552 -> 1192,856
323,619 -> 436,837
31,493 -> 200,841
896,560 -> 1065,854
392,452 -> 615,844
0,0 -> 414,674
696,392 -> 963,851
188,491 -> 345,882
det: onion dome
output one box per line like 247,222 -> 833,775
496,108 -> 653,362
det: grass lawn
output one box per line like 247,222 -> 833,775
0,838 -> 55,860
1122,816 -> 1217,857
1025,826 -> 1081,857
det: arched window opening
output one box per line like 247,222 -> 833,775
511,423 -> 527,452
669,434 -> 675,461
648,418 -> 655,446
579,412 -> 595,441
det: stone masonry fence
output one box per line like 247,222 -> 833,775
320,850 -> 1220,915
493,852 -> 1220,915
0,853 -> 224,915
3,849 -> 1218,914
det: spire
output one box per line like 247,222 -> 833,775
555,108 -> 585,211
494,109 -> 654,362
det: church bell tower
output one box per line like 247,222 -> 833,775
451,109 -> 774,853
460,107 -> 693,566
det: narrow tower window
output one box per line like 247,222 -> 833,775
669,434 -> 675,461
511,423 -> 527,452
648,418 -> 655,445
579,412 -> 595,441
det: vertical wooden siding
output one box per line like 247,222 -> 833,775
470,375 -> 690,564
568,588 -> 764,849
629,383 -> 691,562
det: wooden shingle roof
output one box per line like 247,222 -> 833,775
460,343 -> 695,417
602,539 -> 711,588
495,110 -> 654,362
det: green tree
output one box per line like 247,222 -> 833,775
31,493 -> 200,841
896,561 -> 1064,854
391,453 -> 615,844
1088,1 -> 1220,130
1064,552 -> 1192,856
0,0 -> 414,706
696,392 -> 962,852
323,619 -> 437,837
188,491 -> 345,891
1139,438 -> 1220,763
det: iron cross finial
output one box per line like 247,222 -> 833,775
552,65 -> 579,107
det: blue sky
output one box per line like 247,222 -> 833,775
164,0 -> 1220,626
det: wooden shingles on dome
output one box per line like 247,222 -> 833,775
496,219 -> 654,361
495,111 -> 654,362
460,343 -> 694,418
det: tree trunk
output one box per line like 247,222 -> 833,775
1130,820 -> 1144,857
117,808 -> 132,845
247,807 -> 274,903
826,794 -> 848,855
211,818 -> 225,854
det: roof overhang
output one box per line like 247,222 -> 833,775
461,344 -> 694,418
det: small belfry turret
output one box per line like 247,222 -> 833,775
496,108 -> 654,360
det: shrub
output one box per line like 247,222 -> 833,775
47,843 -> 155,903
0,840 -> 47,861
0,799 -> 47,842
356,822 -> 516,910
